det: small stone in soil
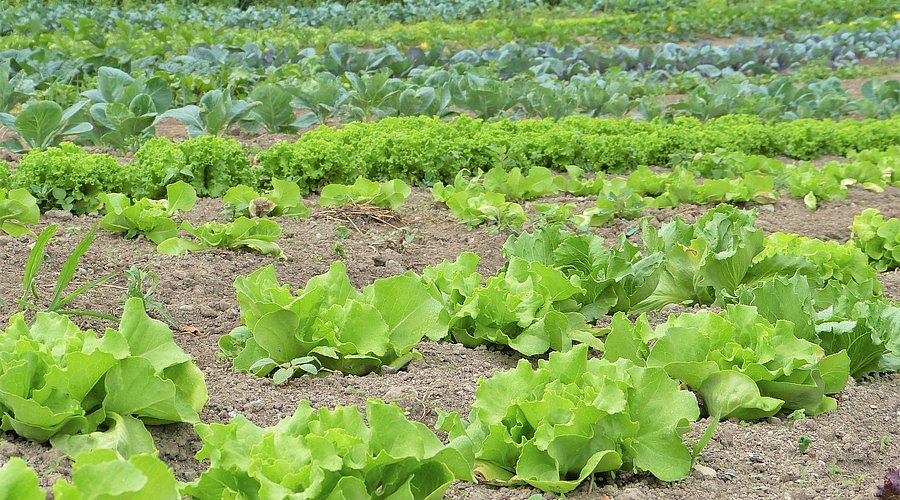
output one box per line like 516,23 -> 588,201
693,463 -> 717,479
200,305 -> 218,318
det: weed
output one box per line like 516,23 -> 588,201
18,224 -> 117,320
123,266 -> 176,326
798,435 -> 813,452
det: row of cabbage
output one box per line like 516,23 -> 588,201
3,70 -> 899,151
1,203 -> 896,496
4,25 -> 897,102
2,0 -> 889,48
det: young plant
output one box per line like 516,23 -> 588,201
319,177 -> 411,210
0,100 -> 93,152
851,208 -> 900,272
82,67 -> 173,149
123,266 -> 176,326
222,179 -> 310,219
18,225 -> 118,320
0,187 -> 39,237
0,60 -> 35,113
243,83 -> 311,133
99,180 -> 197,244
158,89 -> 260,137
432,176 -> 526,229
157,217 -> 284,258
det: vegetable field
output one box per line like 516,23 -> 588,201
0,0 -> 899,498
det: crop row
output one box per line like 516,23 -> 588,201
3,115 -> 900,210
2,0 -> 891,48
0,202 -> 896,496
4,23 -> 897,103
430,148 -> 900,228
3,68 -> 898,151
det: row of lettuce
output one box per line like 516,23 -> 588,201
5,23 -> 896,102
3,151 -> 898,269
430,147 -> 900,228
3,69 -> 899,151
3,115 -> 900,210
0,203 -> 897,496
2,0 -> 891,51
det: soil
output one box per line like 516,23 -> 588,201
0,179 -> 898,498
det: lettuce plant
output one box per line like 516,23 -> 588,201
851,208 -> 900,272
0,187 -> 39,237
12,143 -> 126,214
602,305 -> 850,420
502,225 -> 662,320
438,345 -> 700,493
481,166 -> 563,200
426,254 -> 598,355
220,262 -> 447,377
157,217 -> 284,258
757,232 -> 883,301
320,177 -> 411,210
184,399 -> 474,499
99,181 -> 196,244
0,450 -> 181,499
223,179 -> 310,219
0,298 -> 206,458
0,458 -> 43,500
431,174 -> 526,229
737,272 -> 900,378
54,449 -> 180,499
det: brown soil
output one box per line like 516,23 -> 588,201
0,184 -> 897,498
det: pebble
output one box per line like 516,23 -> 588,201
179,305 -> 194,311
693,463 -> 717,479
767,416 -> 782,425
200,305 -> 218,318
45,210 -> 73,220
373,256 -> 386,267
748,453 -> 765,463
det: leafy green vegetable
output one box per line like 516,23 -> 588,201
0,188 -> 39,237
438,345 -> 700,493
0,457 -> 43,500
633,205 -> 766,312
432,173 -> 526,229
502,225 -> 661,320
100,181 -> 197,244
427,254 -> 598,355
53,449 -> 180,499
223,179 -> 310,219
602,304 -> 850,420
737,272 -> 899,378
157,217 -> 284,258
851,208 -> 900,272
0,298 -> 206,457
221,262 -> 447,377
158,89 -> 260,138
13,143 -> 126,214
184,399 -> 474,499
0,101 -> 93,152
320,177 -> 411,210
481,167 -> 563,201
